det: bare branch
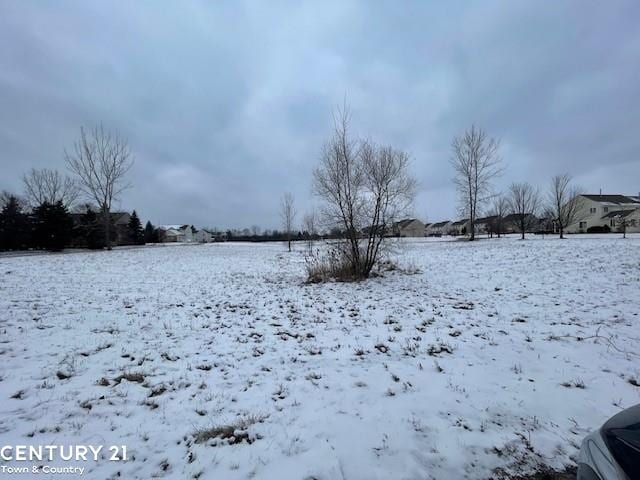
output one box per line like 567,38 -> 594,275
23,168 -> 80,208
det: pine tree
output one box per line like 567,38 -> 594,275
32,201 -> 73,251
128,210 -> 144,245
84,207 -> 105,249
0,196 -> 30,250
144,221 -> 158,244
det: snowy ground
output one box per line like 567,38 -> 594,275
0,236 -> 638,479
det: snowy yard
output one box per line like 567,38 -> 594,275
0,236 -> 638,479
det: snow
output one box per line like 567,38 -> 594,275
0,236 -> 638,479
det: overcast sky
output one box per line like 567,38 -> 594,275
1,1 -> 639,229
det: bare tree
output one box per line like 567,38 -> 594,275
613,213 -> 630,239
302,210 -> 317,252
65,125 -> 134,250
548,173 -> 583,239
487,193 -> 509,238
450,125 -> 502,241
280,192 -> 296,252
313,105 -> 416,279
508,182 -> 541,240
23,168 -> 79,208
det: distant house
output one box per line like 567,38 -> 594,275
210,230 -> 228,242
601,209 -> 640,233
426,221 -> 451,236
566,194 -> 640,233
194,229 -> 212,243
111,212 -> 132,243
502,213 -> 538,234
158,225 -> 196,243
392,218 -> 425,237
449,219 -> 469,236
473,216 -> 498,235
536,217 -> 558,234
70,210 -> 132,246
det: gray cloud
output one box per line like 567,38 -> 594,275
1,0 -> 639,228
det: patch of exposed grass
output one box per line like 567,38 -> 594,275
10,389 -> 26,399
193,414 -> 267,445
113,371 -> 146,385
149,385 -> 167,397
427,342 -> 454,356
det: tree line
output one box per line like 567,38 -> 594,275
0,125 -> 158,252
450,125 -> 585,240
0,195 -> 159,252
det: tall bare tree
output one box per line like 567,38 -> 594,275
508,182 -> 540,240
280,192 -> 296,252
313,105 -> 416,279
23,168 -> 79,208
487,193 -> 509,238
450,125 -> 502,241
65,125 -> 133,250
548,173 -> 583,239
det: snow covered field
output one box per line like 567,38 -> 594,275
1,236 -> 638,479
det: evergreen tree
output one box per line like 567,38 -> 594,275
128,210 -> 144,245
144,221 -> 158,243
0,196 -> 30,250
32,201 -> 73,251
84,207 -> 106,249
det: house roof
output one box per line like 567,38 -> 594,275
111,212 -> 130,225
474,215 -> 498,223
394,218 -> 422,229
503,213 -> 536,223
601,209 -> 638,219
429,221 -> 451,228
451,219 -> 469,226
582,194 -> 640,205
158,224 -> 190,231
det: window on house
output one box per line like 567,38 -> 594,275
603,207 -> 609,213
589,207 -> 596,213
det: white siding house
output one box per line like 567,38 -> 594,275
602,209 -> 640,233
473,216 -> 498,235
392,219 -> 425,237
194,229 -> 213,243
566,195 -> 640,233
426,221 -> 451,236
449,219 -> 470,236
158,225 -> 196,243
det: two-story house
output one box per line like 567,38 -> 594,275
567,195 -> 640,233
